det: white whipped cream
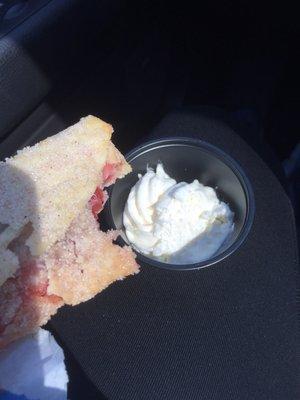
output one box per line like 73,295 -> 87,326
123,164 -> 234,264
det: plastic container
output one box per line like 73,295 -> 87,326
105,137 -> 255,270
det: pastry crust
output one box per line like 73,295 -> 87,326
46,207 -> 138,306
0,116 -> 138,348
0,116 -> 114,259
0,116 -> 131,276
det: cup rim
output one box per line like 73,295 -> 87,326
107,137 -> 255,271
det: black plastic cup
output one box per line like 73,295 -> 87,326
105,137 -> 255,271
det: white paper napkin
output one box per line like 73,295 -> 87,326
0,329 -> 68,400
